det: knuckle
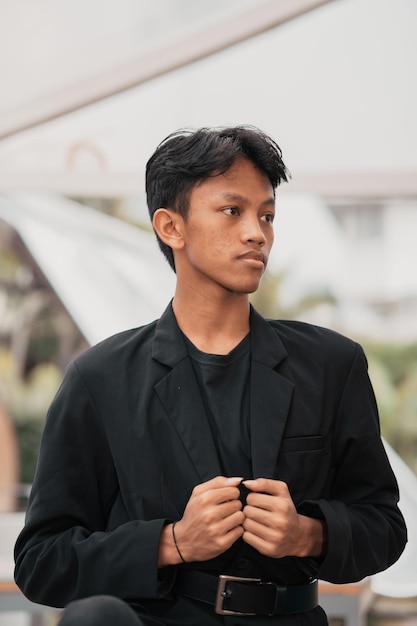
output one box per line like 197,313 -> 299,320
201,508 -> 214,524
199,492 -> 211,506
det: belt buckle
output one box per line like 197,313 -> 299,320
215,574 -> 261,616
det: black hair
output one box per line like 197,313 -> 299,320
146,125 -> 289,271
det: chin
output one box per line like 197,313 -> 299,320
232,281 -> 262,295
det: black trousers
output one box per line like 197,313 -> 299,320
58,596 -> 165,626
57,593 -> 328,625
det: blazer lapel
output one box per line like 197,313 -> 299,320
249,307 -> 294,479
152,303 -> 222,482
151,303 -> 293,482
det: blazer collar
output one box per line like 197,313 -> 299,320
249,305 -> 288,368
152,301 -> 294,481
152,302 -> 289,368
248,306 -> 294,478
152,300 -> 188,368
152,302 -> 222,482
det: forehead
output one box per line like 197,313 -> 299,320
191,157 -> 274,202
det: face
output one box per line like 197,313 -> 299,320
175,157 -> 275,297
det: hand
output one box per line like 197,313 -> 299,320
242,478 -> 324,558
169,476 -> 245,564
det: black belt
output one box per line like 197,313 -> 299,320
176,570 -> 318,616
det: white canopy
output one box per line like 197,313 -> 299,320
0,195 -> 175,343
0,0 -> 416,197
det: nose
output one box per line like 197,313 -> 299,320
242,215 -> 267,246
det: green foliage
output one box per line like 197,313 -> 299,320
365,342 -> 417,474
0,232 -> 83,489
0,355 -> 63,485
10,362 -> 62,424
365,342 -> 417,387
0,247 -> 21,281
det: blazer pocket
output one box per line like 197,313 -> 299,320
275,435 -> 330,504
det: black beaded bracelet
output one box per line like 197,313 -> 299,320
172,521 -> 186,563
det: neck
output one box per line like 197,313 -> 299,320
172,288 -> 250,355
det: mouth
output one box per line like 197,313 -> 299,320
238,251 -> 267,269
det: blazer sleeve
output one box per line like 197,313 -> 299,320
299,343 -> 407,583
14,361 -> 175,608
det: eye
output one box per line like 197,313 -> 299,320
223,206 -> 240,216
261,213 -> 275,224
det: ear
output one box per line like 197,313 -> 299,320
152,208 -> 185,251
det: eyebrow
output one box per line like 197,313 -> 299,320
220,192 -> 275,207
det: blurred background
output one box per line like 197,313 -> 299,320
0,0 -> 416,624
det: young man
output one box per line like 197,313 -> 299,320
15,126 -> 407,625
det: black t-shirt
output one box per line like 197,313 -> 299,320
184,333 -> 253,479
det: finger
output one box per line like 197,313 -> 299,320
221,509 -> 245,532
242,514 -> 288,550
193,476 -> 243,495
193,505 -> 243,540
226,522 -> 245,542
196,509 -> 245,553
242,529 -> 276,557
243,513 -> 280,538
245,483 -> 292,511
243,478 -> 289,497
243,502 -> 291,535
245,492 -> 295,524
244,503 -> 278,525
218,520 -> 245,551
191,496 -> 243,529
195,486 -> 242,509
217,498 -> 244,519
245,492 -> 276,511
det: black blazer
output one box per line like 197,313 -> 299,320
14,303 -> 407,619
